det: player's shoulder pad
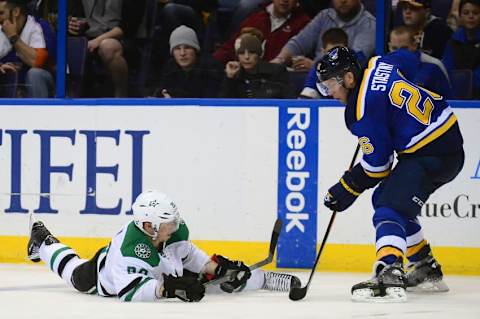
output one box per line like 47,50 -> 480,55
120,222 -> 160,267
166,221 -> 189,246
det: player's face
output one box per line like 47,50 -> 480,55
460,3 -> 480,30
401,3 -> 427,27
238,50 -> 260,71
318,77 -> 349,103
172,45 -> 197,70
156,221 -> 178,242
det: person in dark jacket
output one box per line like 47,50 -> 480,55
442,0 -> 480,98
154,25 -> 223,98
219,32 -> 294,98
399,0 -> 453,59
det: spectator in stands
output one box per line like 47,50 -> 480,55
213,0 -> 311,65
271,0 -> 375,72
386,25 -> 452,98
68,0 -> 147,97
448,0 -> 462,30
442,0 -> 480,98
398,0 -> 453,59
156,0 -> 219,42
218,0 -> 270,36
153,25 -> 223,98
299,27 -> 350,99
219,33 -> 294,98
0,0 -> 54,97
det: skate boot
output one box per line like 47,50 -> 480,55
262,271 -> 301,292
351,258 -> 407,303
27,221 -> 59,262
406,248 -> 449,292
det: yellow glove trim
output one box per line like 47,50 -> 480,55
339,178 -> 361,196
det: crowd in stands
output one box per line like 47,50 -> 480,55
0,0 -> 479,99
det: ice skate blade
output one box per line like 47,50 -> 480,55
28,252 -> 41,263
352,287 -> 407,303
407,280 -> 449,293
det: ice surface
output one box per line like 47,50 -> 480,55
1,264 -> 479,319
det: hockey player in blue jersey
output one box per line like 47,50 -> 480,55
316,46 -> 464,302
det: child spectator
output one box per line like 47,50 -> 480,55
442,0 -> 480,98
153,25 -> 223,98
219,32 -> 294,98
213,0 -> 311,65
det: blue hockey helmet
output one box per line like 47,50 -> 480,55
316,46 -> 361,83
316,46 -> 362,96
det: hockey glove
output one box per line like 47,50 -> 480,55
162,274 -> 205,302
324,170 -> 363,212
213,255 -> 251,293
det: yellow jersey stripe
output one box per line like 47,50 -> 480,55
364,169 -> 391,178
401,114 -> 457,154
356,56 -> 379,121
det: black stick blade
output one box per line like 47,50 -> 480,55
289,286 -> 307,301
269,219 -> 282,254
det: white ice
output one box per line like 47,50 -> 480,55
1,264 -> 479,319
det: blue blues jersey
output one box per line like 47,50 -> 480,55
346,56 -> 463,178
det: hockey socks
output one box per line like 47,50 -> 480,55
40,242 -> 85,287
373,207 -> 407,265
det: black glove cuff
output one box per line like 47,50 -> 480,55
346,163 -> 383,191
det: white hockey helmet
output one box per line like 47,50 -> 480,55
132,190 -> 181,239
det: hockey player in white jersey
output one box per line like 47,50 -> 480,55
27,190 -> 300,302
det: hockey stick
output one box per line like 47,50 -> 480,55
289,144 -> 360,301
204,218 -> 282,287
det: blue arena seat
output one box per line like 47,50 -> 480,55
450,69 -> 473,100
288,71 -> 309,96
0,70 -> 19,98
67,36 -> 88,97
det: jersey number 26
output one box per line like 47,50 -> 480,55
388,80 -> 442,125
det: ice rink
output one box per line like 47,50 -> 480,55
1,264 -> 479,319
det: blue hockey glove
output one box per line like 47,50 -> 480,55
324,170 -> 363,212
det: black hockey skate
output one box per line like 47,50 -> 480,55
262,272 -> 301,292
27,221 -> 59,262
351,259 -> 407,303
406,254 -> 449,292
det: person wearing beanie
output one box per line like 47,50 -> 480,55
153,25 -> 223,98
169,25 -> 201,54
219,33 -> 294,98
